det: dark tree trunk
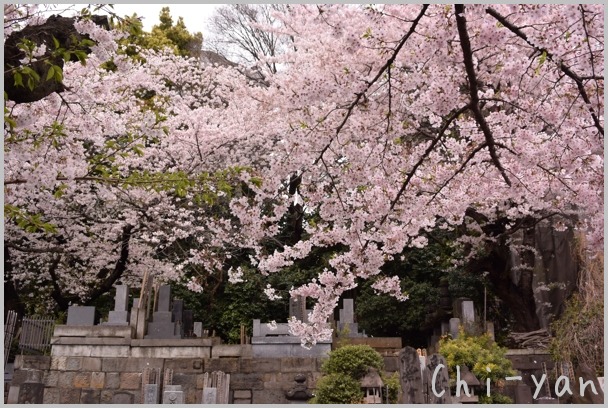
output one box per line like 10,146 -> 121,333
4,247 -> 26,317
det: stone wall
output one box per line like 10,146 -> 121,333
10,352 -> 400,404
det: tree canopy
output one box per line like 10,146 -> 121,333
4,4 -> 603,346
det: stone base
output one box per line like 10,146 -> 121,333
144,322 -> 181,339
251,337 -> 331,358
103,310 -> 129,325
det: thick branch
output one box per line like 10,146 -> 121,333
43,225 -> 133,311
85,225 -> 134,302
5,242 -> 65,253
428,141 -> 488,203
486,6 -> 604,136
455,4 -> 512,186
47,255 -> 75,310
362,104 -> 470,251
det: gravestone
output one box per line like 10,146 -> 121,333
426,354 -> 451,404
441,322 -> 449,335
339,298 -> 354,324
143,367 -> 161,404
144,384 -> 160,404
289,295 -> 307,323
145,285 -> 181,339
202,387 -> 217,404
461,300 -> 475,331
162,385 -> 184,404
193,322 -> 203,338
158,285 -> 171,312
486,322 -> 495,340
202,371 -> 230,404
105,285 -> 130,325
172,300 -> 184,324
399,346 -> 424,404
66,305 -> 96,326
172,300 -> 184,337
337,298 -> 364,336
449,318 -> 460,339
183,310 -> 193,337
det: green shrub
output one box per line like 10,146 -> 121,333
310,373 -> 363,404
550,293 -> 604,376
312,344 -> 401,403
439,329 -> 515,382
321,344 -> 384,379
383,371 -> 401,404
439,329 -> 514,403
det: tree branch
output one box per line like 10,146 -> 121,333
85,224 -> 134,302
313,4 -> 429,166
486,6 -> 604,137
5,242 -> 65,253
455,4 -> 512,186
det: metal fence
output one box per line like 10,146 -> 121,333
18,316 -> 55,355
4,311 -> 18,368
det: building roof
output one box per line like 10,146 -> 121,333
360,367 -> 384,388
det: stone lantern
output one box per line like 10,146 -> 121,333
455,365 -> 480,404
285,374 -> 313,402
360,368 -> 384,404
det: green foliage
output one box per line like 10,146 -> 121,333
383,371 -> 401,404
439,329 -> 514,403
113,7 -> 202,59
309,373 -> 363,404
356,230 -> 479,346
171,262 -> 319,344
549,293 -> 604,376
322,345 -> 384,380
313,345 -> 400,404
479,393 -> 513,404
8,34 -> 91,92
5,204 -> 58,234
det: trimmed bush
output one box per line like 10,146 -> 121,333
310,373 -> 363,404
321,344 -> 384,379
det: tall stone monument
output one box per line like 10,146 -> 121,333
104,285 -> 130,325
289,295 -> 307,323
425,354 -> 452,404
145,285 -> 181,339
399,346 -> 424,404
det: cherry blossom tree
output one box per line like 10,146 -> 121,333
5,5 -> 603,346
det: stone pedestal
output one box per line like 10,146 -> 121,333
162,384 -> 184,404
145,285 -> 181,339
449,318 -> 460,339
202,387 -> 217,404
104,285 -> 130,325
144,383 -> 160,404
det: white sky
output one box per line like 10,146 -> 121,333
109,4 -> 220,34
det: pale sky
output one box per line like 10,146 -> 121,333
109,4 -> 221,34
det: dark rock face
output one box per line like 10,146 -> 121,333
4,14 -> 109,103
472,216 -> 579,332
528,223 -> 578,329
